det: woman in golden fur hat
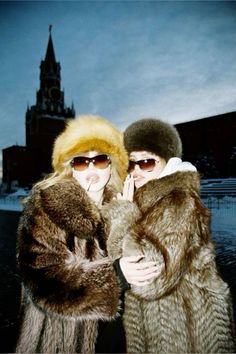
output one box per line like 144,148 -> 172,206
15,115 -> 158,354
105,117 -> 236,353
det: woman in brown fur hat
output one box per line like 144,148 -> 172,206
104,118 -> 236,353
15,115 -> 158,353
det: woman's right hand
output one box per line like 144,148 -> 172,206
117,174 -> 135,202
119,255 -> 159,287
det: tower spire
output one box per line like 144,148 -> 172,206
45,25 -> 56,62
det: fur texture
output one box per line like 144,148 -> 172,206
105,171 -> 236,353
15,179 -> 121,353
52,115 -> 128,181
123,118 -> 182,161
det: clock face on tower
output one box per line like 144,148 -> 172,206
49,87 -> 61,101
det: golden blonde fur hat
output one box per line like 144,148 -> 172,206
52,115 -> 128,182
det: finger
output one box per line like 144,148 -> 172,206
128,270 -> 159,284
121,175 -> 135,201
131,261 -> 157,270
127,176 -> 134,201
125,174 -> 131,182
129,265 -> 159,277
124,255 -> 145,263
123,178 -> 131,199
129,174 -> 134,189
132,270 -> 159,282
127,268 -> 159,280
116,192 -> 123,200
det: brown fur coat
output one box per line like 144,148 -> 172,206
15,179 -> 121,353
105,171 -> 236,353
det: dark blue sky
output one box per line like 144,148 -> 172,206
1,1 -> 236,177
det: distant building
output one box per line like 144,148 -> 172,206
175,111 -> 236,178
2,29 -> 75,192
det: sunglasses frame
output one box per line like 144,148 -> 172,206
70,154 -> 111,171
128,158 -> 157,173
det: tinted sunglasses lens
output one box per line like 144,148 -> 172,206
93,155 -> 110,169
128,161 -> 136,173
139,159 -> 156,171
71,157 -> 88,171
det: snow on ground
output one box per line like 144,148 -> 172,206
202,196 -> 236,266
0,188 -> 28,211
203,197 -> 236,234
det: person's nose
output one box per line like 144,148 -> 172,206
87,161 -> 96,170
132,164 -> 140,177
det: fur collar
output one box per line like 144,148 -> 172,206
35,179 -> 115,238
134,171 -> 200,212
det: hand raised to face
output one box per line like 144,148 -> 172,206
117,174 -> 134,202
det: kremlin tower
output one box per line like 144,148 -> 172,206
2,27 -> 75,191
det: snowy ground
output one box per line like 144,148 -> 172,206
201,197 -> 236,272
0,188 -> 27,211
203,196 -> 236,239
203,196 -> 236,228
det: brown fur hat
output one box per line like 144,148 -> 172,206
52,115 -> 128,182
124,118 -> 182,161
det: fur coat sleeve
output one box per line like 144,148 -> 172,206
103,200 -> 141,260
17,179 -> 120,320
106,172 -> 224,301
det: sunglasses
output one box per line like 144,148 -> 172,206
128,158 -> 158,173
70,154 -> 111,171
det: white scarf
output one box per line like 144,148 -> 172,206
158,157 -> 197,179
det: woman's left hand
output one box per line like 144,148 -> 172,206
119,255 -> 159,286
117,174 -> 134,202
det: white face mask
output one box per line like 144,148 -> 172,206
72,151 -> 111,192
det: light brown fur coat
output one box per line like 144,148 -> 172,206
105,171 -> 236,353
